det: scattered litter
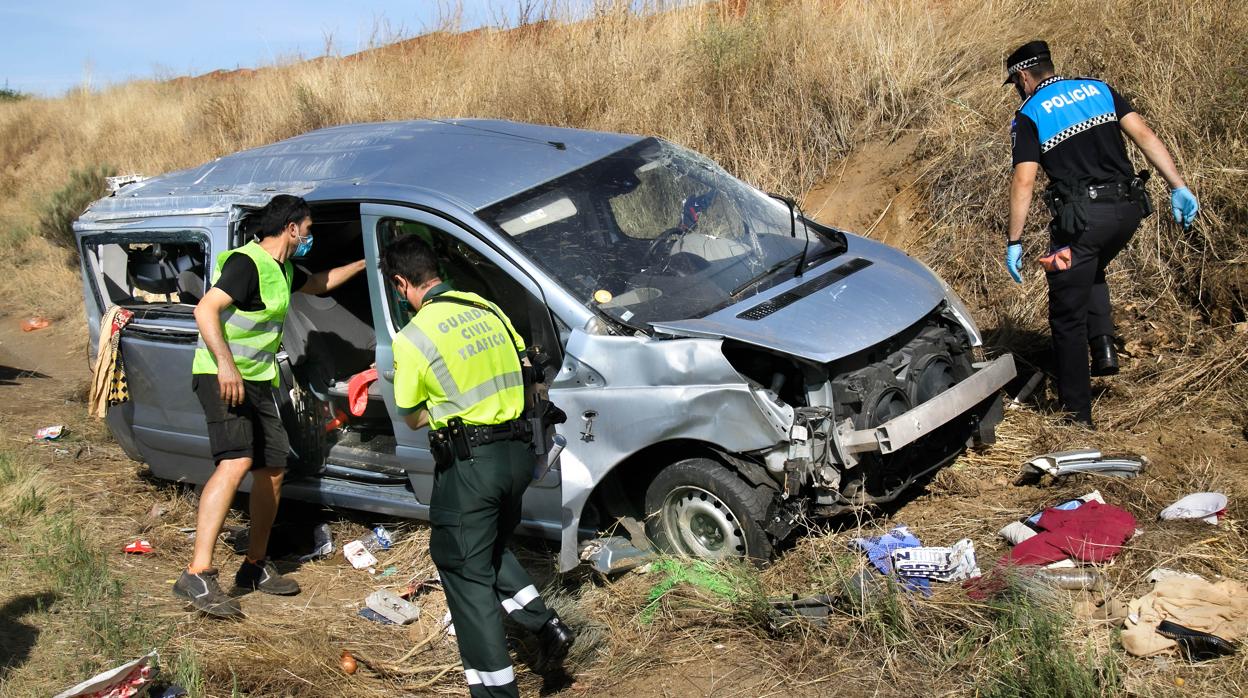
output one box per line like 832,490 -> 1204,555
442,609 -> 457,636
891,538 -> 981,582
34,425 -> 65,441
343,540 -> 379,570
769,593 -> 840,627
52,649 -> 158,698
20,316 -> 52,332
1156,620 -> 1239,661
298,523 -> 334,562
358,607 -> 395,624
123,539 -> 154,555
153,685 -> 188,698
340,650 -> 357,675
1147,568 -> 1205,584
998,521 -> 1038,546
401,576 -> 442,600
1122,574 -> 1248,657
579,536 -> 656,575
360,525 -> 394,552
853,525 -> 931,594
1025,490 -> 1105,526
366,589 -> 420,625
1159,492 -> 1227,525
1007,501 -> 1136,566
1016,449 -> 1143,484
1030,568 -> 1103,591
378,565 -> 398,578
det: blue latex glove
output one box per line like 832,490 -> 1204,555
1170,187 -> 1199,229
1005,241 -> 1024,283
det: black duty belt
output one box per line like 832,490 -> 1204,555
1086,181 -> 1133,202
429,416 -> 532,464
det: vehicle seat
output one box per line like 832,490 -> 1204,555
283,293 -> 376,399
670,232 -> 748,261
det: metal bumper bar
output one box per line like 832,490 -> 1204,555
840,354 -> 1016,455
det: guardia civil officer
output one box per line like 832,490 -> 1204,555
382,234 -> 575,697
1003,40 -> 1199,427
174,195 -> 366,618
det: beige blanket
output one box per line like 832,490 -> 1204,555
1122,576 -> 1248,657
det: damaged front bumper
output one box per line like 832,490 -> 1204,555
837,354 -> 1016,457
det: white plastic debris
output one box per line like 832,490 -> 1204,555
366,589 -> 420,625
343,540 -> 378,569
1159,492 -> 1227,525
442,609 -> 457,636
891,539 -> 981,582
53,649 -> 158,698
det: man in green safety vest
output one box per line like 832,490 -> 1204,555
381,234 -> 575,697
174,195 -> 365,618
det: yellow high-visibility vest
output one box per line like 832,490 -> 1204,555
191,241 -> 293,385
393,287 -> 525,429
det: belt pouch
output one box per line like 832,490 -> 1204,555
447,417 -> 472,461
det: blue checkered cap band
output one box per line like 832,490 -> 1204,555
1007,56 -> 1042,77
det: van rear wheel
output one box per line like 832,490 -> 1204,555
644,458 -> 773,563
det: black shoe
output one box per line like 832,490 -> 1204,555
173,568 -> 243,619
234,559 -> 301,596
533,615 -> 576,674
1090,335 -> 1119,376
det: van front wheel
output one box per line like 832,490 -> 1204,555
644,458 -> 773,563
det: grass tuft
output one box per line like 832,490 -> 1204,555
37,165 -> 115,258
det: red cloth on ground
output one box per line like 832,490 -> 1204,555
1006,500 -> 1136,565
347,368 -> 379,417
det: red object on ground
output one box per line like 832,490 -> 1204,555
124,539 -> 154,554
1007,500 -> 1136,565
20,316 -> 51,332
347,368 -> 379,417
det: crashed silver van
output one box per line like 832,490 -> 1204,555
75,120 -> 1014,571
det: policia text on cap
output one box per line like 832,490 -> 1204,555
1002,40 -> 1199,427
381,234 -> 575,697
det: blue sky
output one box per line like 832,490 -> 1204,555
0,1 -> 544,96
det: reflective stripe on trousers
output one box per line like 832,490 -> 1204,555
464,666 -> 515,687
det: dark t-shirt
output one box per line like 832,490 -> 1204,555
1011,76 -> 1136,186
214,254 -> 307,311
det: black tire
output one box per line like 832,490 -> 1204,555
644,457 -> 774,563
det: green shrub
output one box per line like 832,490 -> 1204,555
0,85 -> 26,102
37,165 -> 115,257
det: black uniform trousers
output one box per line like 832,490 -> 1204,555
1046,198 -> 1142,423
429,439 -> 555,697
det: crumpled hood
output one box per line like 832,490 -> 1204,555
650,235 -> 945,364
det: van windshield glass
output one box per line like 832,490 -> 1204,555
477,138 -> 845,327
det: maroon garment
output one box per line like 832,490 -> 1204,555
1007,500 -> 1136,565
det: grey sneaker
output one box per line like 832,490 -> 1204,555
173,568 -> 243,619
234,559 -> 300,596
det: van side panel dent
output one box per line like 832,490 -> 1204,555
551,330 -> 789,571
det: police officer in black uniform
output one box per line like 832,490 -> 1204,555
1003,40 -> 1199,427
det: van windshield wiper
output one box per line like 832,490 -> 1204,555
731,252 -> 802,296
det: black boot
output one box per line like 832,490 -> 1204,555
1089,335 -> 1119,377
533,615 -> 576,674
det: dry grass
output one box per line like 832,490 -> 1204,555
1,1 -> 1246,696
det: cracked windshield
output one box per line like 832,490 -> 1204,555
479,138 -> 843,327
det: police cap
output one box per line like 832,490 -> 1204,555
1003,40 -> 1051,85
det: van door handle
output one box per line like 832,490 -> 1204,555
382,370 -> 395,382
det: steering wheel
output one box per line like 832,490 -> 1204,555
643,227 -> 685,268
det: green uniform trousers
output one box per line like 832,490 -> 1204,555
429,439 -> 554,697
